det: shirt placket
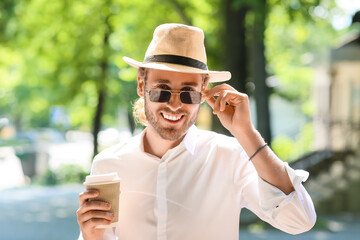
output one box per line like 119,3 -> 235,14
156,159 -> 168,240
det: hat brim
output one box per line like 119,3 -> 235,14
123,56 -> 231,83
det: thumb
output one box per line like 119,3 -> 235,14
205,96 -> 216,110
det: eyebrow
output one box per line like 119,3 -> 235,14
181,81 -> 199,87
154,79 -> 171,84
154,79 -> 200,87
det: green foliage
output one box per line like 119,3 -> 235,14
0,0 -> 349,159
247,220 -> 267,233
266,1 -> 333,159
1,0 -> 225,130
266,0 -> 341,113
272,122 -> 314,161
33,164 -> 89,185
272,134 -> 296,162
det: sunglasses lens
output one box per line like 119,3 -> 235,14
180,91 -> 201,104
148,90 -> 201,104
148,90 -> 171,102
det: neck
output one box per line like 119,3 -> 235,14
143,127 -> 185,158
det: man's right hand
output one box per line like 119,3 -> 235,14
76,190 -> 115,240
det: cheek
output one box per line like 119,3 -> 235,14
187,105 -> 200,115
145,99 -> 160,113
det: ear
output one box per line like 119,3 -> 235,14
200,82 -> 209,104
137,73 -> 145,98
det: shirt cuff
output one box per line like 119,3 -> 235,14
257,162 -> 309,215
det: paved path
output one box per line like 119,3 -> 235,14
0,185 -> 359,240
0,185 -> 82,240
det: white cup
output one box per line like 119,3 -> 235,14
84,172 -> 121,228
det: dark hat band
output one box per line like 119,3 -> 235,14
143,54 -> 208,70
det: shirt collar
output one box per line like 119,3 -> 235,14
182,124 -> 198,155
138,125 -> 198,155
139,130 -> 146,152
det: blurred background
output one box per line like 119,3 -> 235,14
0,0 -> 360,239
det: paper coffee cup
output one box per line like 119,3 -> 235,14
84,172 -> 121,228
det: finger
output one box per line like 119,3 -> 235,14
78,210 -> 115,223
219,91 -> 230,112
203,84 -> 235,98
205,96 -> 216,110
77,200 -> 111,216
230,92 -> 249,105
214,92 -> 226,114
79,190 -> 99,205
220,90 -> 248,105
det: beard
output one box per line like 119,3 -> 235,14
144,96 -> 199,141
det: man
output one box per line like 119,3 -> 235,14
77,23 -> 316,240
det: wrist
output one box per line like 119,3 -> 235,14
232,125 -> 266,156
231,124 -> 258,141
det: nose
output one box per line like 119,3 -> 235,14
167,92 -> 182,111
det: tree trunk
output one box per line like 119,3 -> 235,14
127,108 -> 135,134
212,0 -> 249,135
92,6 -> 112,157
250,0 -> 272,145
224,0 -> 249,94
167,0 -> 192,25
93,87 -> 106,157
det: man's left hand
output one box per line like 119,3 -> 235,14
202,84 -> 253,135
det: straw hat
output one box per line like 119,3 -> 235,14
123,23 -> 231,82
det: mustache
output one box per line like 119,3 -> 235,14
159,107 -> 187,115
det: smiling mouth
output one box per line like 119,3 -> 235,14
161,113 -> 184,122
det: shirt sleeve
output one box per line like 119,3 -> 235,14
236,152 -> 316,235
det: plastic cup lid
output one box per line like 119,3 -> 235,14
84,172 -> 120,185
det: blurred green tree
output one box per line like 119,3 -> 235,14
265,0 -> 341,160
0,0 -> 343,161
218,0 -> 340,158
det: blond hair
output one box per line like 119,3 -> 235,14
132,68 -> 209,126
133,67 -> 148,126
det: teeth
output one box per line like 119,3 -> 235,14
163,113 -> 182,121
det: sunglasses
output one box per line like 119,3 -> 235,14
146,89 -> 202,104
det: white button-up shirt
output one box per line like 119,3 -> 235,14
79,125 -> 316,240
